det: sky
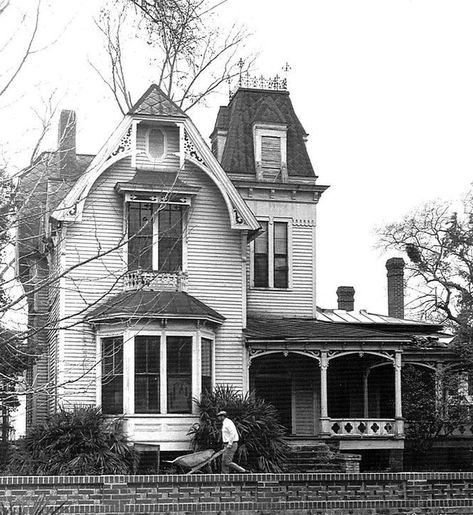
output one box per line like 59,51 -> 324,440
2,0 -> 473,316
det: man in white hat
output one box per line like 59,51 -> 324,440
217,410 -> 244,473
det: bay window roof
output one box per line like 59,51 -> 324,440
87,290 -> 224,324
115,170 -> 200,196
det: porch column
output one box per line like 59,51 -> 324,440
394,351 -> 404,437
363,369 -> 370,418
319,351 -> 330,436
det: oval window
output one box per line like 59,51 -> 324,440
147,128 -> 166,160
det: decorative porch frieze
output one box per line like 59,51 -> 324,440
247,348 -> 321,366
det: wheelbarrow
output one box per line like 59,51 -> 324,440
166,448 -> 225,474
166,449 -> 246,475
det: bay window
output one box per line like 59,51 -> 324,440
100,332 -> 212,416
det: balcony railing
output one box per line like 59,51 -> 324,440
124,270 -> 188,292
328,418 -> 397,437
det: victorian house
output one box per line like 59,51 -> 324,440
18,80 -> 464,471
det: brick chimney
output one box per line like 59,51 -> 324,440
58,110 -> 77,179
336,286 -> 355,311
386,257 -> 405,319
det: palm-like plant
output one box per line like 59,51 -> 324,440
9,406 -> 136,475
188,385 -> 289,472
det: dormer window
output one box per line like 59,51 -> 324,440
146,127 -> 167,161
253,124 -> 287,182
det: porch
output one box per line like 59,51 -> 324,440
248,349 -> 404,445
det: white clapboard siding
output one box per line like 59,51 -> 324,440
247,224 -> 316,317
57,156 -> 245,408
177,164 -> 244,387
136,124 -> 180,171
59,158 -> 133,406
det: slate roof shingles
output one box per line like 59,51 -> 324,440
218,88 -> 315,178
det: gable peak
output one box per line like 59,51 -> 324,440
129,84 -> 187,118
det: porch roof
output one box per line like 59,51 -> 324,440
86,290 -> 225,324
245,316 -> 447,346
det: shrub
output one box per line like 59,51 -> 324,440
188,385 -> 289,472
9,406 -> 136,475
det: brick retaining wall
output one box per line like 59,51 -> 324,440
1,472 -> 473,514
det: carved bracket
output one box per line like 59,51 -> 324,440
184,129 -> 208,167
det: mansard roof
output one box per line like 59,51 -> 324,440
87,290 -> 225,324
129,84 -> 187,118
216,88 -> 316,178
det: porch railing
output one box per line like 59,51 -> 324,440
328,418 -> 397,437
124,270 -> 188,292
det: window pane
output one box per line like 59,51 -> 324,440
254,221 -> 269,287
158,205 -> 183,272
102,337 -> 123,415
167,336 -> 192,414
274,222 -> 288,288
128,203 -> 154,271
135,336 -> 160,414
201,338 -> 212,395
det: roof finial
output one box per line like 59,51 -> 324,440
282,62 -> 291,88
238,58 -> 245,87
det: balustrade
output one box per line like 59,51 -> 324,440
124,270 -> 188,292
329,418 -> 396,437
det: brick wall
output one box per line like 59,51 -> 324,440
2,472 -> 473,514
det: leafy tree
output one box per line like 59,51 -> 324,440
8,406 -> 136,475
189,385 -> 289,473
377,188 -> 473,357
402,364 -> 473,454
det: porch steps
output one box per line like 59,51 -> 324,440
285,443 -> 340,473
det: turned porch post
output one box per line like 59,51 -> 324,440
394,351 -> 404,437
320,351 -> 330,436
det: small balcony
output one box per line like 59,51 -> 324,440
124,270 -> 188,292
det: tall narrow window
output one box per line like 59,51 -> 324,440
261,136 -> 281,169
135,336 -> 160,414
128,203 -> 154,271
254,221 -> 269,287
201,338 -> 212,395
102,337 -> 123,414
274,222 -> 288,288
158,205 -> 183,272
167,336 -> 192,413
